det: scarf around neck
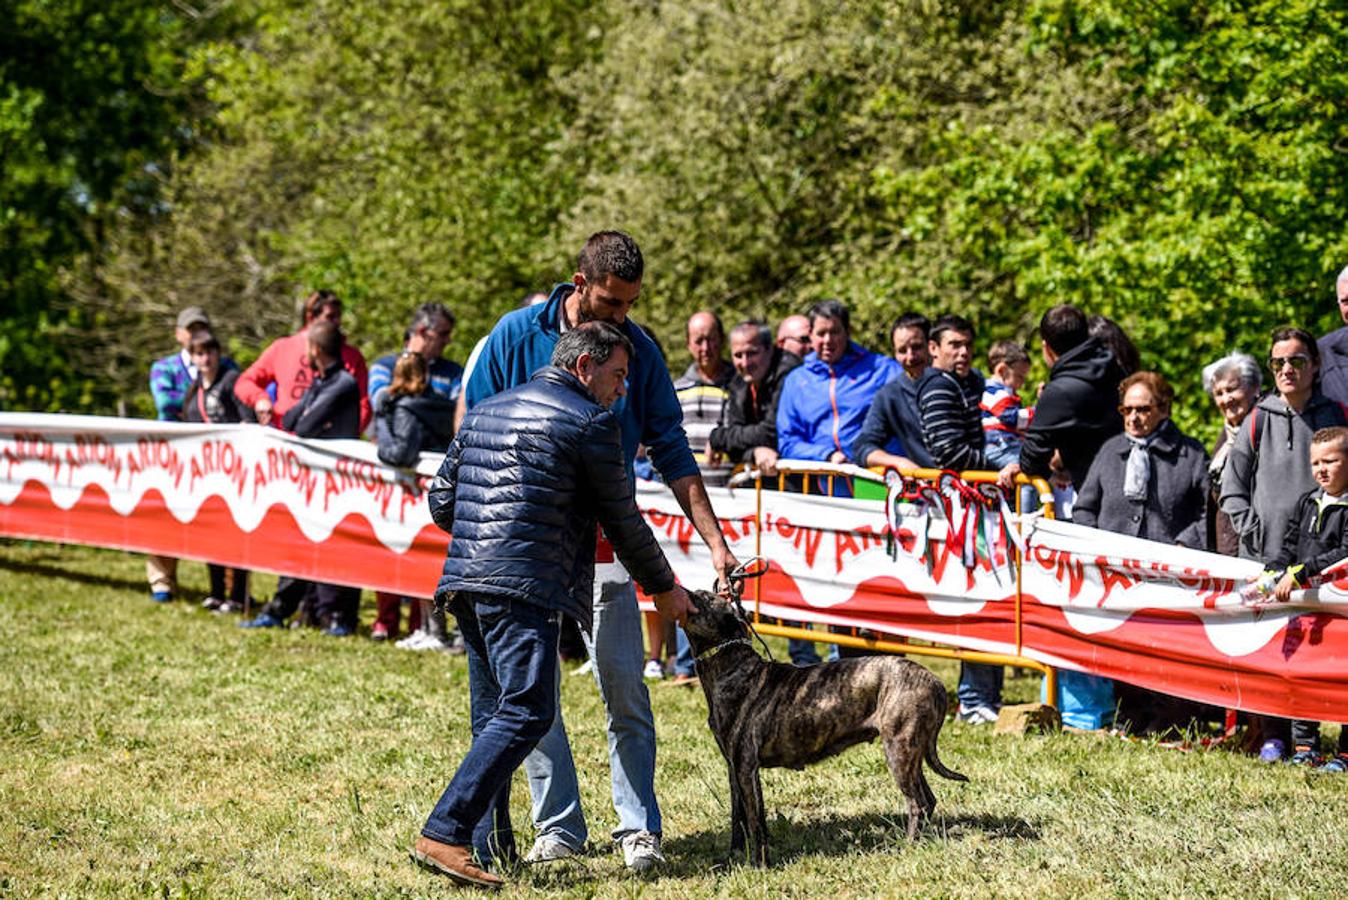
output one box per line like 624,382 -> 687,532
1124,429 -> 1161,501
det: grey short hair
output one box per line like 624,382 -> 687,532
730,320 -> 772,351
551,321 -> 635,371
409,302 -> 455,333
1201,351 -> 1262,395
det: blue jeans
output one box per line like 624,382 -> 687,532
673,626 -> 695,677
422,593 -> 561,864
958,662 -> 1004,712
788,635 -> 822,666
524,567 -> 660,847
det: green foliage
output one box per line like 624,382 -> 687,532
16,0 -> 1348,440
0,0 -> 235,412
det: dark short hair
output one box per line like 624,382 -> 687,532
988,339 -> 1029,370
577,231 -> 644,284
929,314 -> 975,345
303,289 -> 340,324
551,321 -> 635,371
891,312 -> 931,342
308,320 -> 343,359
1039,304 -> 1089,356
189,329 -> 220,354
730,320 -> 772,351
1270,326 -> 1320,367
806,298 -> 850,335
409,302 -> 455,334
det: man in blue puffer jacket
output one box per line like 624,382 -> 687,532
414,323 -> 694,888
463,230 -> 737,872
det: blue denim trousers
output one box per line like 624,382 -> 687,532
422,592 -> 561,863
957,662 -> 1004,711
523,566 -> 660,847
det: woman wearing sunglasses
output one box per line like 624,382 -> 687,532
1220,327 -> 1348,565
1074,371 -> 1209,547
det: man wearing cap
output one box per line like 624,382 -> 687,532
145,307 -> 235,601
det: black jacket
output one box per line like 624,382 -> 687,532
1268,488 -> 1348,584
281,360 -> 360,439
429,366 -> 675,630
375,391 -> 455,467
1019,338 -> 1124,486
1072,419 -> 1209,547
708,348 -> 801,463
182,368 -> 255,425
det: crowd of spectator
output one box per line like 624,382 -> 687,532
144,255 -> 1348,772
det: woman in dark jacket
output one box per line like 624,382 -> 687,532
372,351 -> 455,643
1073,371 -> 1209,547
375,352 -> 455,468
181,329 -> 254,612
1200,352 -> 1261,555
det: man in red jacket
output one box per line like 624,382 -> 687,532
233,290 -> 372,432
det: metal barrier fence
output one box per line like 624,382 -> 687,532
730,461 -> 1061,709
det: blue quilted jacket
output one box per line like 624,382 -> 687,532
429,366 -> 675,629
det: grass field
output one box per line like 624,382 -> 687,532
2,540 -> 1347,897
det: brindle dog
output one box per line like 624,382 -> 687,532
684,589 -> 967,866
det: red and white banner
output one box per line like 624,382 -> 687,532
2,413 -> 1345,721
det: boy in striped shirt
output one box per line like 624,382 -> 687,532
981,340 -> 1034,469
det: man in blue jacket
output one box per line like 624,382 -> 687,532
463,230 -> 736,872
775,298 -> 900,473
414,323 -> 694,888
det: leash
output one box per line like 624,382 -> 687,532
722,557 -> 775,661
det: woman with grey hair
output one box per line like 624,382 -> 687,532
1202,352 -> 1261,555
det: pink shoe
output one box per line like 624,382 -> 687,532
371,622 -> 391,642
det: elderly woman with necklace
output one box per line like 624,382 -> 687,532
1073,371 -> 1209,547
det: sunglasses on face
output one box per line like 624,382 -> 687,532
1269,355 -> 1310,372
1119,404 -> 1155,416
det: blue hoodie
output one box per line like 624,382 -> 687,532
464,283 -> 698,483
776,342 -> 900,462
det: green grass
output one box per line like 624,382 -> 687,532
2,541 -> 1347,897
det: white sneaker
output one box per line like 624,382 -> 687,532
957,704 -> 1000,725
620,830 -> 665,873
395,629 -> 431,650
524,836 -> 578,864
643,659 -> 665,680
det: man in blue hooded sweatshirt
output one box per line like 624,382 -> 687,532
462,230 -> 736,872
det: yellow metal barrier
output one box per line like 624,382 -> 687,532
743,463 -> 1060,711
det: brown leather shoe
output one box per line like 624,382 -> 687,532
411,836 -> 504,889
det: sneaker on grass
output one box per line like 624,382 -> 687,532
643,659 -> 665,680
150,591 -> 172,603
201,596 -> 224,611
1320,756 -> 1348,773
1258,738 -> 1286,763
956,705 -> 999,726
371,621 -> 391,642
619,830 -> 665,873
524,836 -> 578,864
1290,749 -> 1321,766
239,613 -> 284,629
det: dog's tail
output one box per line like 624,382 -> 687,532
926,687 -> 968,783
925,738 -> 968,783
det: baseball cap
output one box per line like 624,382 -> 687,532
177,307 -> 211,330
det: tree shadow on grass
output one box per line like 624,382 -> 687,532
0,554 -> 149,595
659,809 -> 1041,873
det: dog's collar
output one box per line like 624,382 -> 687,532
695,637 -> 752,663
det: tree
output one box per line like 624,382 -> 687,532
0,0 -> 234,412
